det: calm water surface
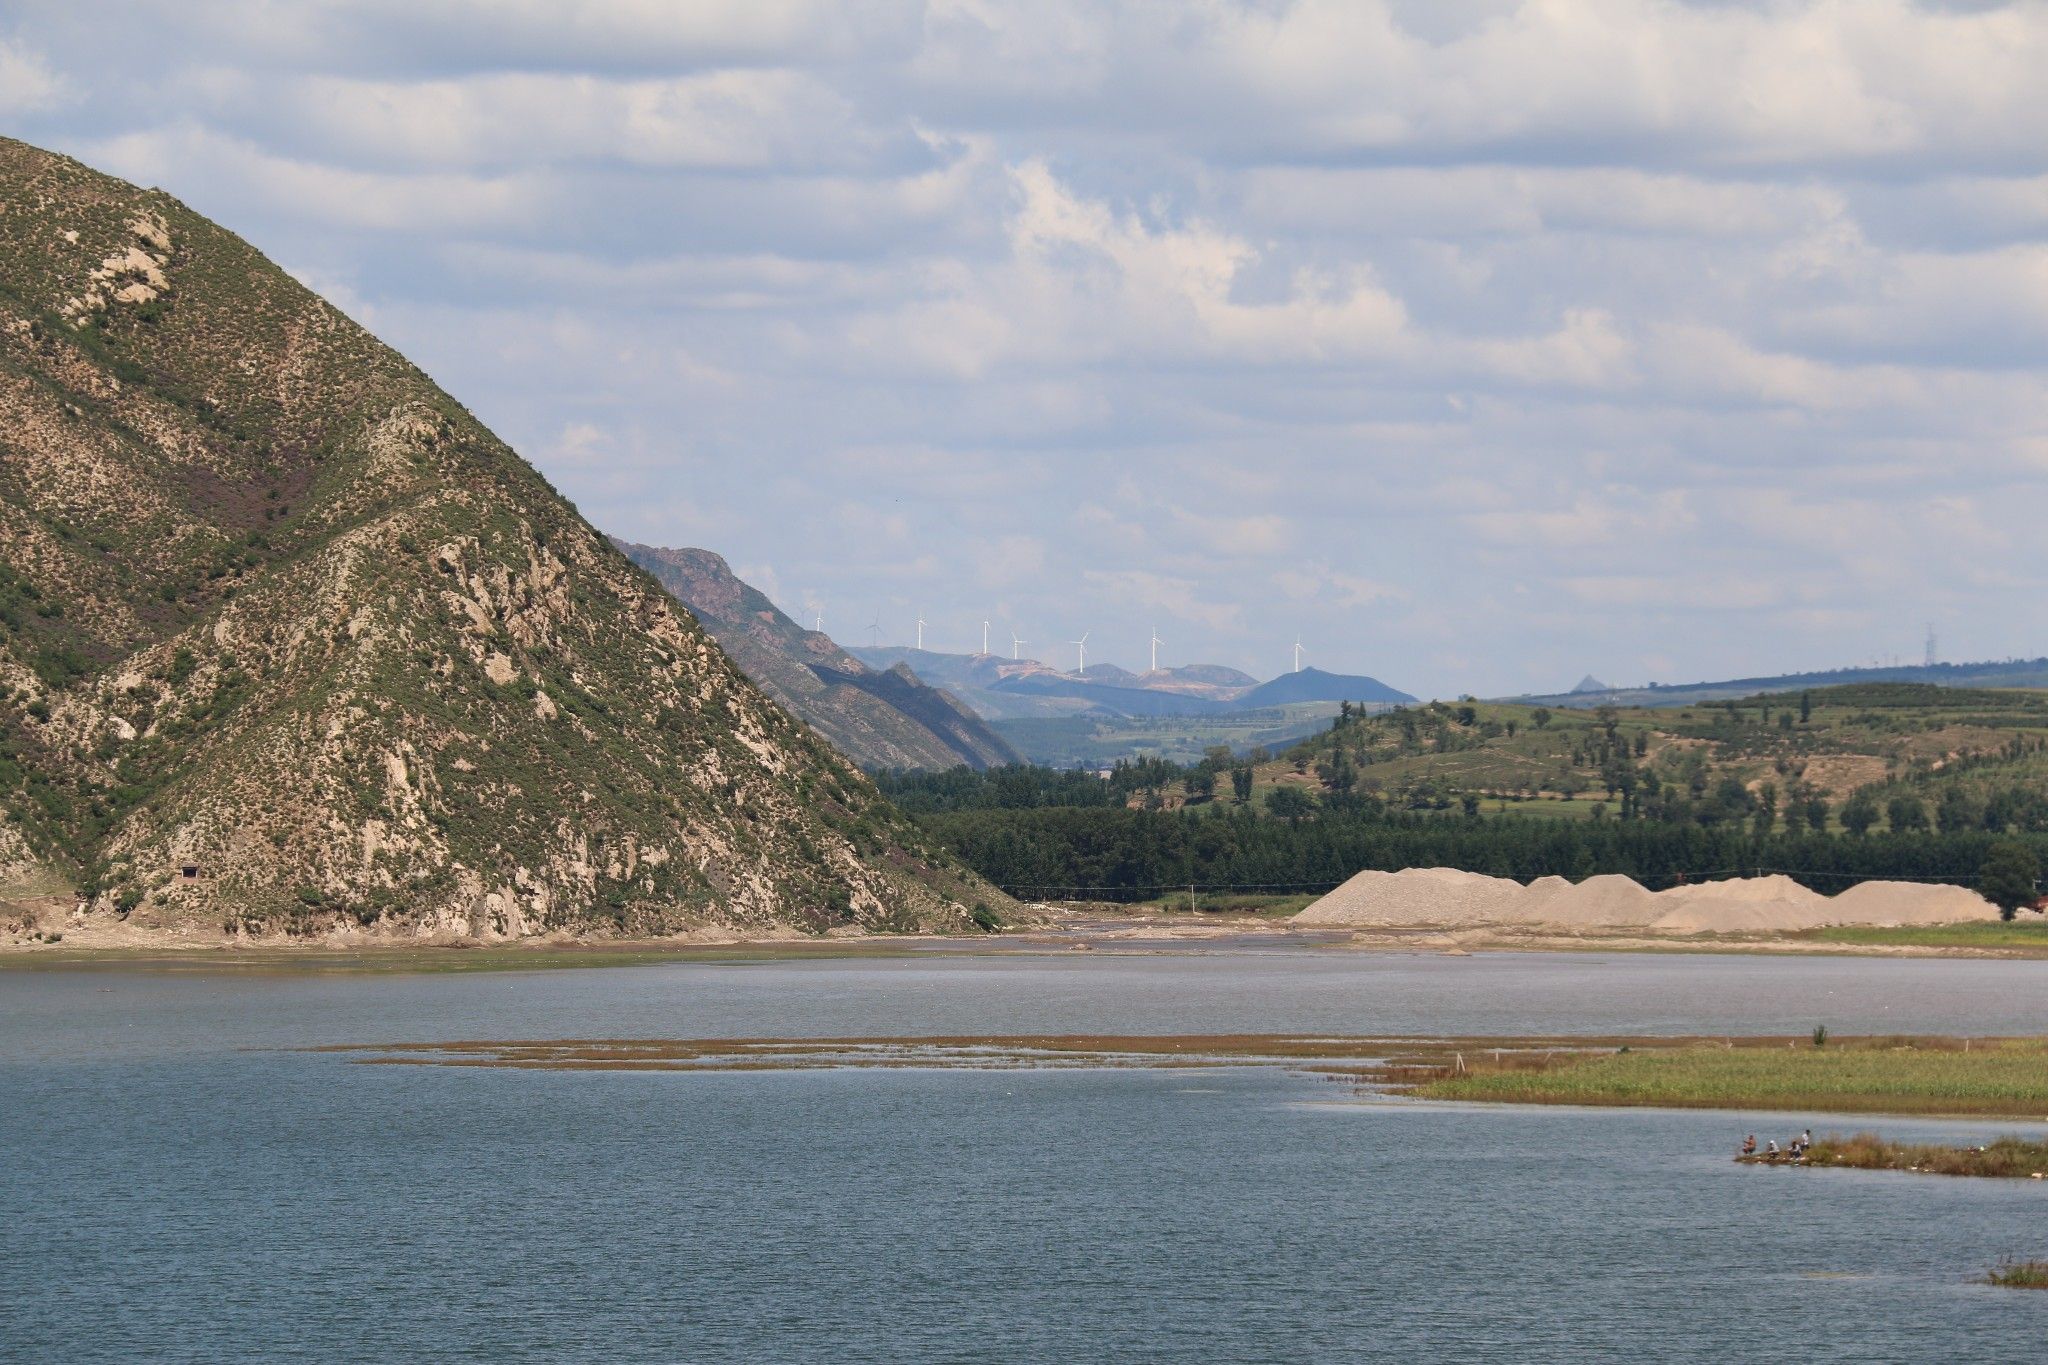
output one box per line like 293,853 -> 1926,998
4,951 -> 2045,1361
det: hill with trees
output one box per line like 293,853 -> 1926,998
877,683 -> 2048,905
1511,659 -> 2048,710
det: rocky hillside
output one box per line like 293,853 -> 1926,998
616,541 -> 1017,772
0,137 -> 1000,941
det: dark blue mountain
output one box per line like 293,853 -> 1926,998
1233,667 -> 1417,707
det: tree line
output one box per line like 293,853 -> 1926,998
914,800 -> 2046,911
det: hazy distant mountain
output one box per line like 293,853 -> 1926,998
1077,662 -> 1138,687
618,545 -> 1018,771
1570,675 -> 1611,694
1137,663 -> 1260,695
853,648 -> 1260,717
1234,666 -> 1417,708
1508,658 -> 2048,710
856,649 -> 1413,718
845,648 -> 1068,720
986,670 -> 1233,716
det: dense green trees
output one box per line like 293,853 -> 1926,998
916,800 -> 2043,901
879,701 -> 2048,903
1976,841 -> 2042,921
1267,786 -> 1319,824
1840,790 -> 1879,835
875,758 -> 1180,813
1888,792 -> 1930,833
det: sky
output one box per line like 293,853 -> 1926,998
4,1 -> 2046,698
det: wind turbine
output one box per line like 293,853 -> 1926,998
1071,632 -> 1089,673
982,620 -> 990,655
915,611 -> 926,651
1293,638 -> 1305,673
1149,626 -> 1162,673
813,611 -> 823,633
1011,634 -> 1027,660
868,612 -> 882,648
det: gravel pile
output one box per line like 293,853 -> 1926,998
1295,868 -> 1999,931
1291,867 -> 1526,927
1829,879 -> 2001,925
1528,873 -> 1665,927
1648,875 -> 1831,933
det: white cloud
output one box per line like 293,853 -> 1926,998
8,0 -> 2047,696
1081,569 -> 1243,634
277,69 -> 882,171
0,38 -> 63,115
82,127 -> 548,233
1274,565 -> 1403,610
971,534 -> 1045,589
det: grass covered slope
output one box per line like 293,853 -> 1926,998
0,137 -> 996,938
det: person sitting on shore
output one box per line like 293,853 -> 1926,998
1741,1135 -> 1757,1156
1765,1139 -> 1779,1158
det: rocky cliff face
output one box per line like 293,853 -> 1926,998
616,541 -> 1018,772
0,137 -> 998,940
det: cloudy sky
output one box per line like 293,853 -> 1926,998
6,1 -> 2046,696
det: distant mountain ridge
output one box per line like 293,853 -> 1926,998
617,544 -> 1018,771
851,648 -> 1415,720
1235,666 -> 1416,708
1509,658 -> 2048,710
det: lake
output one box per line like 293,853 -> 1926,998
4,950 -> 2045,1361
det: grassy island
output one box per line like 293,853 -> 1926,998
315,1031 -> 2048,1122
1988,1260 -> 2048,1289
1413,1036 -> 2048,1117
1786,1133 -> 2048,1178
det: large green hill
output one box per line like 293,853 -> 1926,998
1255,683 -> 2048,831
0,137 -> 995,939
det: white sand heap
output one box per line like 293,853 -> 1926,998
1521,873 -> 1666,927
1290,867 -> 1526,927
1293,867 -> 1999,933
1647,874 -> 1829,933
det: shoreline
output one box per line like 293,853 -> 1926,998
6,907 -> 2048,970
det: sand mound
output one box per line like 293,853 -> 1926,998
1670,874 -> 1826,907
1294,868 -> 1997,933
1829,880 -> 1999,926
1533,873 -> 1665,927
1293,867 -> 1527,927
1513,875 -> 1573,921
1648,874 -> 1831,933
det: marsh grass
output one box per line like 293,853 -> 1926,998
1803,1132 -> 2048,1178
1807,922 -> 2048,953
1987,1259 -> 2048,1289
1415,1037 -> 2048,1116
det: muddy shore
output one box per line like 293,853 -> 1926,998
5,899 -> 2045,969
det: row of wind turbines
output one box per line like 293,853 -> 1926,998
815,609 -> 1307,675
